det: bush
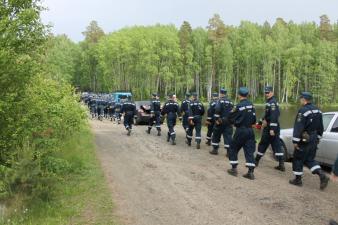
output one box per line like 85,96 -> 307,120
0,75 -> 87,201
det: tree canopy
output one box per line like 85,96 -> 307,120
73,15 -> 338,105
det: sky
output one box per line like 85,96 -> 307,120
40,0 -> 338,42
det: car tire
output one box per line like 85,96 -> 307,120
280,139 -> 291,162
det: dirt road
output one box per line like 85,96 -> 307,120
92,120 -> 338,225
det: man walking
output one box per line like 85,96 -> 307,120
289,92 -> 329,190
255,86 -> 285,171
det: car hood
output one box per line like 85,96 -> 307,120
280,128 -> 293,136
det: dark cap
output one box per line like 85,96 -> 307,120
300,92 -> 312,100
220,88 -> 227,95
185,92 -> 191,97
238,87 -> 249,97
212,92 -> 218,97
191,92 -> 198,97
168,93 -> 174,98
264,86 -> 273,93
152,93 -> 158,97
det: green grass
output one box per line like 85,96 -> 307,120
4,126 -> 118,225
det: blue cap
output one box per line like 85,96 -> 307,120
264,86 -> 273,93
300,92 -> 312,100
212,92 -> 218,97
220,88 -> 227,95
238,87 -> 249,96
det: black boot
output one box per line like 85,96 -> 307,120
316,170 -> 329,191
227,167 -> 238,177
171,137 -> 176,145
275,161 -> 285,172
157,130 -> 161,136
196,143 -> 201,149
206,139 -> 211,146
209,147 -> 219,155
127,128 -> 131,136
243,168 -> 255,180
255,155 -> 262,167
185,140 -> 191,146
167,134 -> 170,142
289,175 -> 303,187
146,127 -> 151,134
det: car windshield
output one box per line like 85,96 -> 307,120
323,114 -> 334,131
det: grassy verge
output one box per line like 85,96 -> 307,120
4,125 -> 117,225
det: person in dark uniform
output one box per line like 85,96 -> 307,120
289,92 -> 329,190
255,86 -> 285,171
205,92 -> 219,146
330,155 -> 338,224
147,93 -> 162,136
89,96 -> 97,119
97,96 -> 106,121
179,93 -> 191,136
108,99 -> 115,121
186,93 -> 205,149
161,93 -> 180,145
210,88 -> 234,156
332,155 -> 338,181
121,95 -> 137,136
227,87 -> 257,180
113,101 -> 122,124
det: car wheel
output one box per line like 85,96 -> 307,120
280,139 -> 291,162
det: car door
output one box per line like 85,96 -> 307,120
319,114 -> 338,165
315,114 -> 335,162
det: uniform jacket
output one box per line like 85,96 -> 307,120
180,98 -> 190,116
188,99 -> 205,119
214,97 -> 234,124
121,101 -> 137,116
292,103 -> 324,144
207,99 -> 217,122
150,99 -> 161,113
261,96 -> 280,132
229,99 -> 256,128
162,100 -> 180,116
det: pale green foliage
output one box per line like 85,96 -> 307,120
74,15 -> 338,104
0,0 -> 87,202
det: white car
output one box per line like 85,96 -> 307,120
280,112 -> 338,166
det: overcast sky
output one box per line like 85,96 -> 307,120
41,0 -> 338,42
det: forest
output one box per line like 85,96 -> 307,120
60,14 -> 338,105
